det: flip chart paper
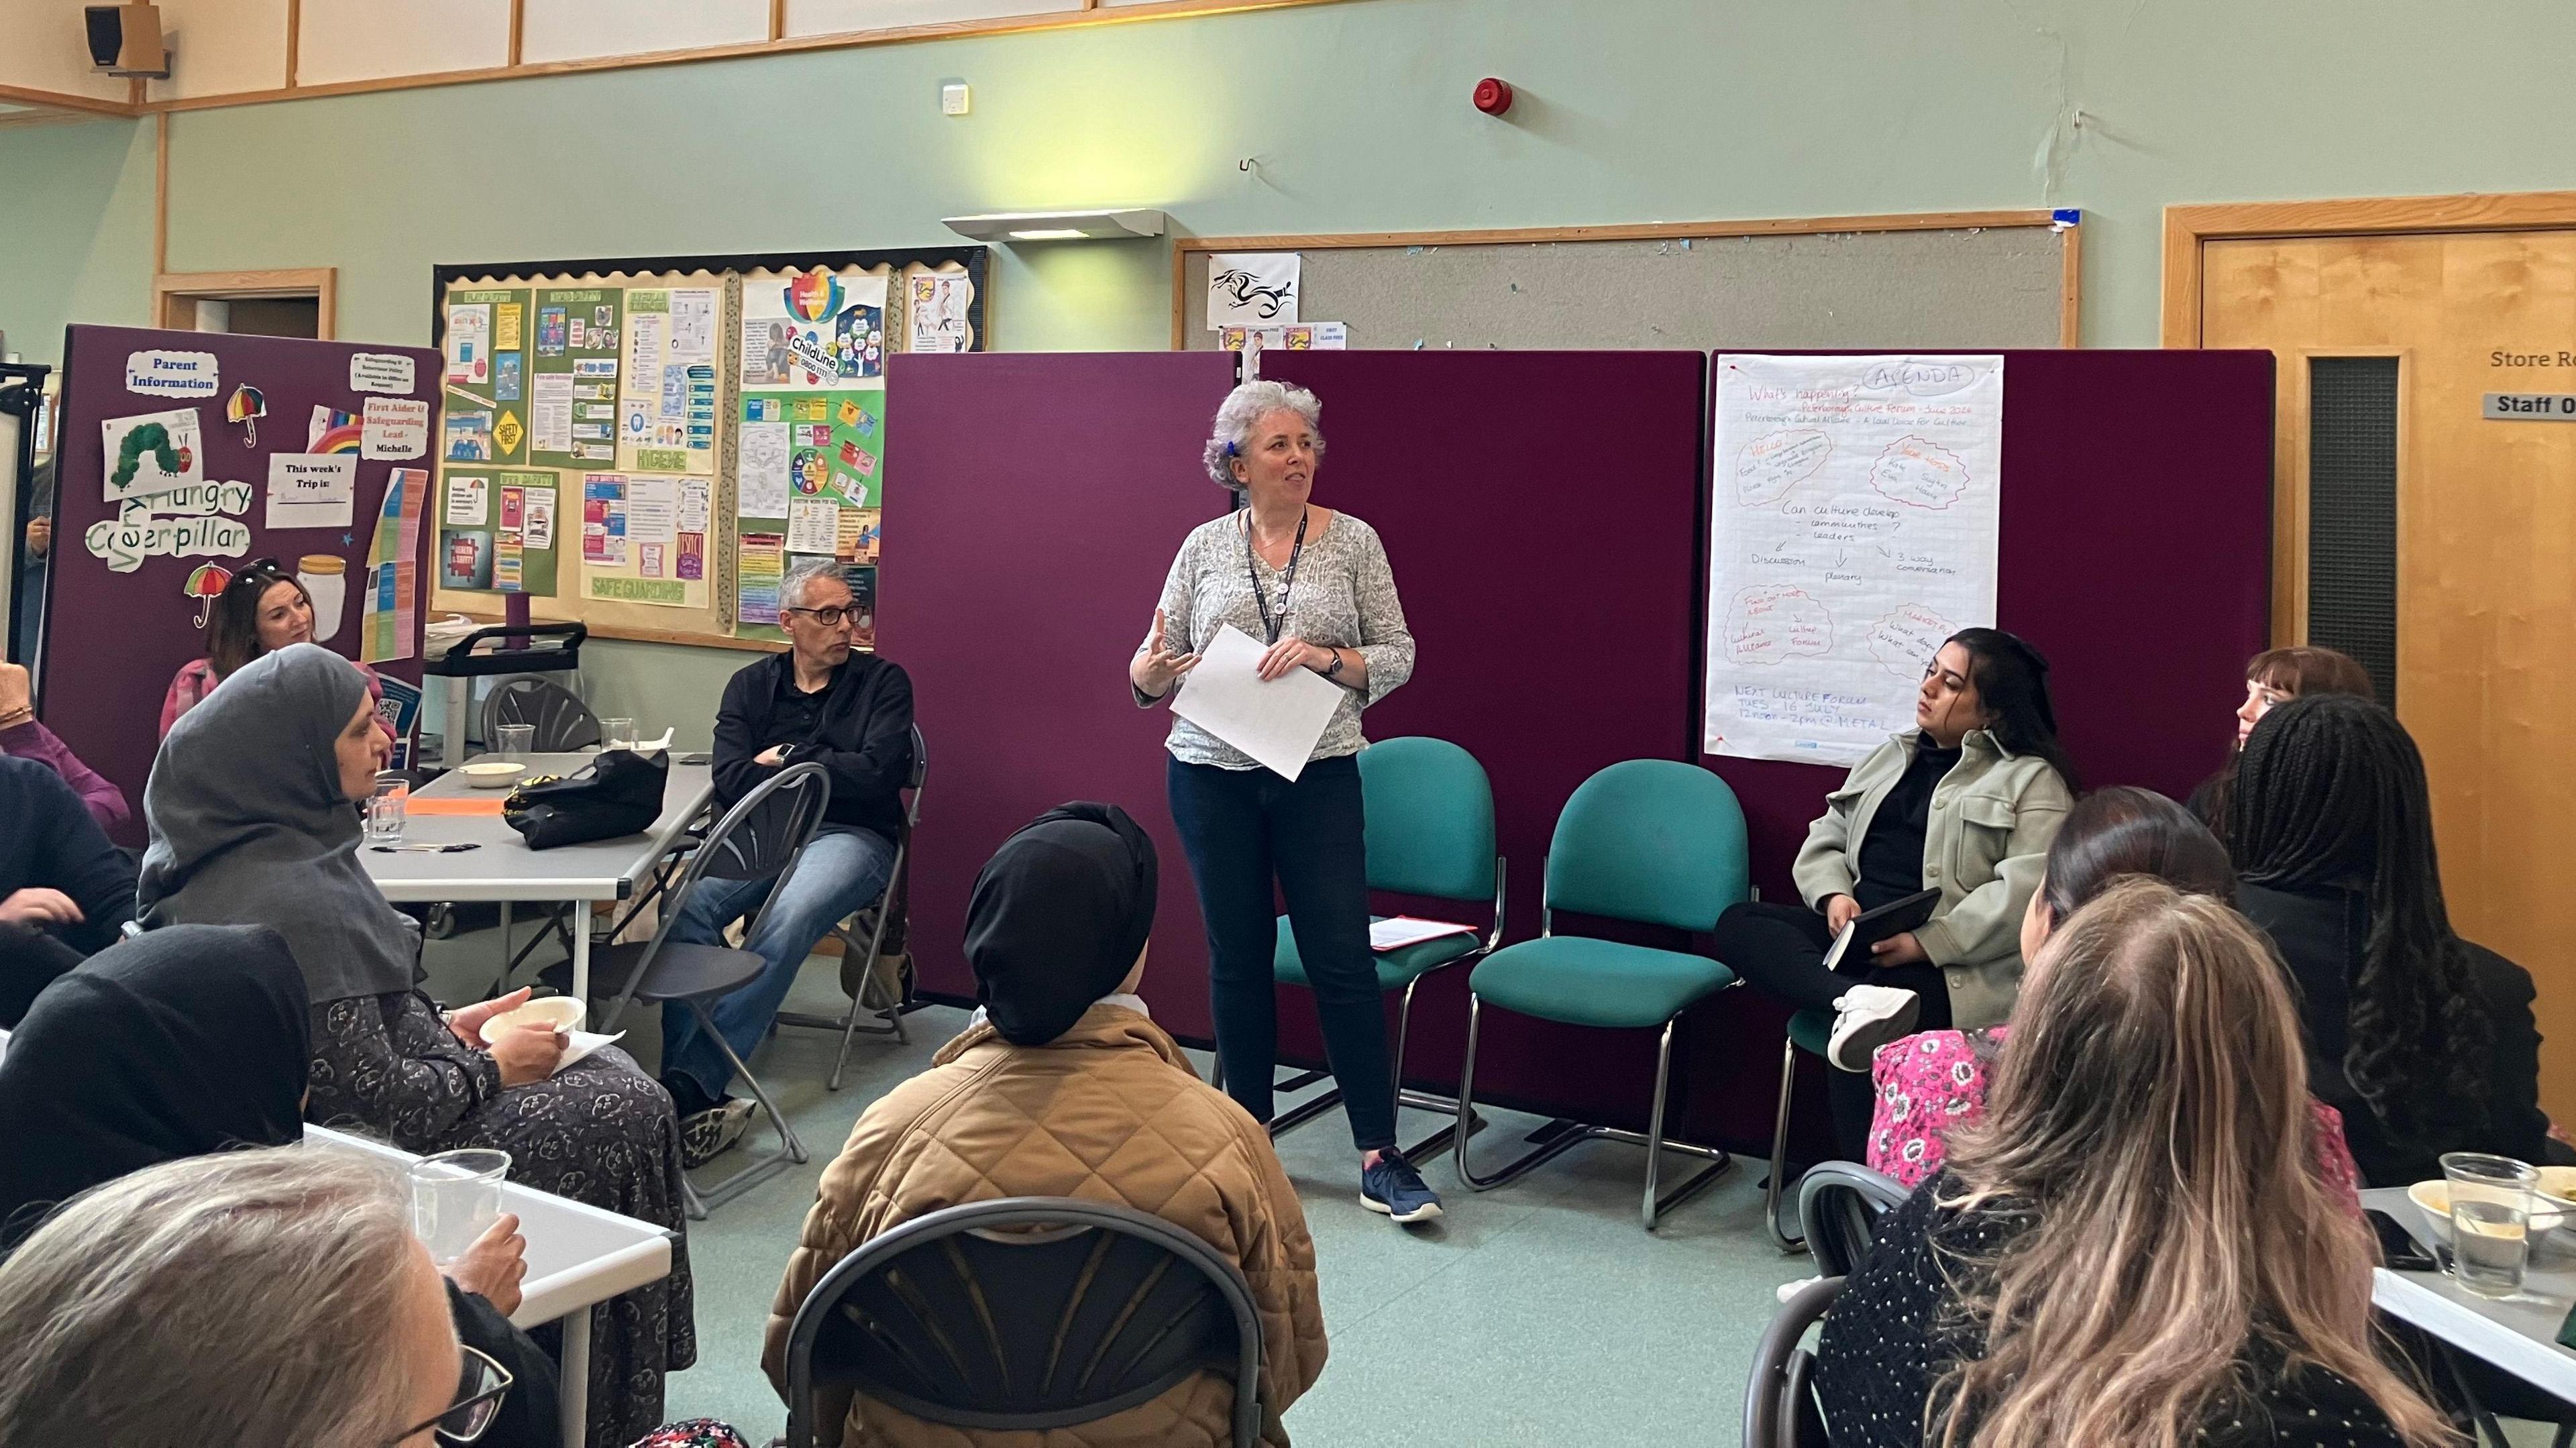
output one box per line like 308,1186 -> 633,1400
1168,624 -> 1342,781
1703,353 -> 2006,765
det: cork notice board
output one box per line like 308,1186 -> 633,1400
1175,211 -> 2080,354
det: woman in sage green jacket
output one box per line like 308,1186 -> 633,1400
1712,628 -> 2076,1157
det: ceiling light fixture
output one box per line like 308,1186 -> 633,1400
942,209 -> 1168,243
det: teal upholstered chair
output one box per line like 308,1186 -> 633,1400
1267,736 -> 1504,1161
1766,1007 -> 1833,1251
1455,759 -> 1750,1230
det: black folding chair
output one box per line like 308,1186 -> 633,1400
783,1197 -> 1265,1448
480,675 -> 602,753
775,724 -> 926,1090
1742,1274 -> 1842,1448
589,762 -> 832,1217
1796,1160 -> 1909,1278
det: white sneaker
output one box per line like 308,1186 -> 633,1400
1827,985 -> 1920,1072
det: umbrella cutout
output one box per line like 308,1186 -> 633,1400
184,563 -> 232,628
226,383 -> 266,446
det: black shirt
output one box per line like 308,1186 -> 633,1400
767,667 -> 828,745
1853,734 -> 1960,912
712,651 -> 914,841
0,756 -> 133,956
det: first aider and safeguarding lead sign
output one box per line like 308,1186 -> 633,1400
2484,392 -> 2576,421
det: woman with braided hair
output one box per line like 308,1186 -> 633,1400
2229,693 -> 2551,1186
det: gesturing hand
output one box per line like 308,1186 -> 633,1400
445,987 -> 533,1048
0,888 -> 81,929
1134,609 -> 1200,698
1256,634 -> 1330,683
443,1213 -> 529,1317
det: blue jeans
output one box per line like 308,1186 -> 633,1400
1167,753 -> 1395,1153
659,823 -> 896,1103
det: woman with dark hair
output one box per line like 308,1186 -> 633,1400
1866,787 -> 2359,1206
156,557 -> 386,740
2229,693 -> 2550,1186
2189,645 -> 2375,829
1713,628 -> 2076,1156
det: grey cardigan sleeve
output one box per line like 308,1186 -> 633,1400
1349,524 -> 1413,705
1134,534 -> 1199,709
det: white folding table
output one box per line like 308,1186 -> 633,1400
309,1123 -> 676,1448
2364,1185 -> 2576,1418
362,753 -> 716,1001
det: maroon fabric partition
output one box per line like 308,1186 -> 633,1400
43,326 -> 440,846
1697,348 -> 2275,1154
1261,350 -> 1713,1133
879,351 -> 1239,1037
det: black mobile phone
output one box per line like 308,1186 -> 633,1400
2367,1208 -> 2440,1272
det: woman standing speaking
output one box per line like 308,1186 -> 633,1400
1130,380 -> 1440,1225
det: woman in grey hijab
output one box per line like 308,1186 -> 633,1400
136,644 -> 695,1448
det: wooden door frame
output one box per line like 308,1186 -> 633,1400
151,268 -> 337,337
2267,346 -> 2412,648
2162,191 -> 2576,346
2163,192 -> 2576,641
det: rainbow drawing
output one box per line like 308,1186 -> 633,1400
311,406 -> 362,454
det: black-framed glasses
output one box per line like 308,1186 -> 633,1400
780,604 -> 856,628
388,1343 -> 513,1445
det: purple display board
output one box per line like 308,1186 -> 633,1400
44,326 -> 440,846
877,346 -> 2272,1156
879,351 -> 1239,1038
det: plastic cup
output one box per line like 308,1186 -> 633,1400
365,771 -> 408,844
496,723 -> 535,763
600,717 -> 637,750
2444,1152 -> 2538,1298
409,1148 -> 510,1266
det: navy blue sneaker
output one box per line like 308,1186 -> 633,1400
1360,1150 -> 1444,1223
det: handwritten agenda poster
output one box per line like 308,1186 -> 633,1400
1702,353 -> 2005,765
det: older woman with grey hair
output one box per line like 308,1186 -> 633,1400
0,1148 -> 505,1447
1130,379 -> 1437,1225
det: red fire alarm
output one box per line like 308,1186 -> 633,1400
1472,76 -> 1514,116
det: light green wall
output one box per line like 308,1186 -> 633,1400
0,117 -> 154,364
13,0 -> 2576,726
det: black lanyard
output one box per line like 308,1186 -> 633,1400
1244,508 -> 1307,644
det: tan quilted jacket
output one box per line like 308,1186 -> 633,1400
762,1004 -> 1328,1447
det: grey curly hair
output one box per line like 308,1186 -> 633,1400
1201,380 -> 1326,490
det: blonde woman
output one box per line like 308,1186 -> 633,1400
1814,879 -> 2456,1448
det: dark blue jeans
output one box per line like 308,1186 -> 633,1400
1167,753 -> 1395,1153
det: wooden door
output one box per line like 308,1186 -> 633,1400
2204,231 -> 2576,1118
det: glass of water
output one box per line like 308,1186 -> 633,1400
600,717 -> 637,750
2443,1151 -> 2539,1298
365,771 -> 408,845
408,1148 -> 510,1266
495,723 -> 535,763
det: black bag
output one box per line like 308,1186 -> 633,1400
500,748 -> 668,850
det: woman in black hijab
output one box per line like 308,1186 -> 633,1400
133,644 -> 693,1448
0,924 -> 562,1445
965,801 -> 1160,1045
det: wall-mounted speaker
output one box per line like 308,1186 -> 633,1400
85,3 -> 170,79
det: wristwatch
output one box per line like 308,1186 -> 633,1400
1322,649 -> 1344,679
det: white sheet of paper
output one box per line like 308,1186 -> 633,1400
1168,624 -> 1342,781
265,453 -> 357,529
1369,917 -> 1477,952
786,498 -> 839,553
1207,252 -> 1301,328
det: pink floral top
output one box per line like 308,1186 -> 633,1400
1867,1027 -> 2365,1213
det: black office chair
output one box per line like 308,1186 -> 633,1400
782,1196 -> 1265,1448
775,724 -> 926,1089
589,762 -> 833,1217
1797,1160 -> 1909,1278
480,675 -> 603,753
1742,1274 -> 1842,1448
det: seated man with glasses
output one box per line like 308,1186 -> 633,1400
663,558 -> 913,1163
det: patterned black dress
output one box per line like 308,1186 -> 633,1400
308,989 -> 696,1448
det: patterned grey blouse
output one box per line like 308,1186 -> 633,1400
1140,509 -> 1414,769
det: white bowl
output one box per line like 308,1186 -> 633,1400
460,761 -> 526,789
2409,1177 -> 2574,1245
488,997 -> 583,1036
